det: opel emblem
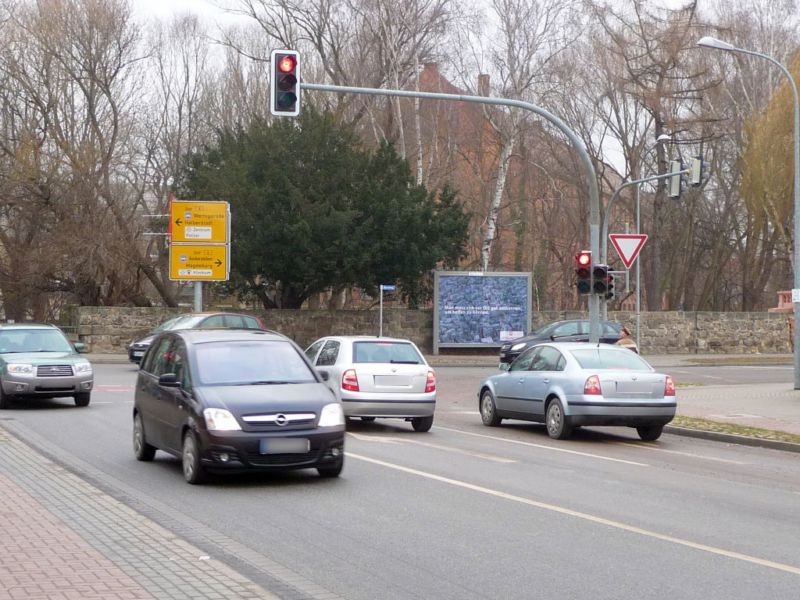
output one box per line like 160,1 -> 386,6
275,414 -> 288,426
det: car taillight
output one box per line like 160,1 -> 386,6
342,369 -> 360,392
664,375 -> 675,396
425,370 -> 436,393
584,375 -> 602,395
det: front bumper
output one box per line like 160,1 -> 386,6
195,427 -> 345,472
2,373 -> 93,398
128,346 -> 149,363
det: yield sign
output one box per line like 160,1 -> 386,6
609,234 -> 648,269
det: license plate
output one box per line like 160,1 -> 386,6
133,351 -> 144,357
259,438 -> 309,455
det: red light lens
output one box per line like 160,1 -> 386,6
425,370 -> 436,393
584,375 -> 602,395
664,376 -> 675,396
278,55 -> 296,73
577,252 -> 591,266
342,369 -> 359,392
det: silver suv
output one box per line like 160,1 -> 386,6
0,324 -> 93,408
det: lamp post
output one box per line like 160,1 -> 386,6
698,36 -> 800,389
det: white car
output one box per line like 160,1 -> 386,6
304,336 -> 436,432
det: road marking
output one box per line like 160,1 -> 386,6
347,432 -> 515,463
613,442 -> 748,465
434,426 -> 647,467
94,385 -> 135,392
92,400 -> 134,405
347,452 -> 800,577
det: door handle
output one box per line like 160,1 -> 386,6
542,378 -> 550,383
518,378 -> 525,383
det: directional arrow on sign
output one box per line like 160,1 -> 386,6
609,233 -> 648,269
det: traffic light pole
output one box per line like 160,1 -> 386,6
301,82 -> 604,342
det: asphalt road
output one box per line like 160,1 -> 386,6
3,363 -> 800,600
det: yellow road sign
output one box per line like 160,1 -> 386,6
169,244 -> 229,281
170,200 -> 229,243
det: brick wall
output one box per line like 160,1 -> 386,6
60,306 -> 794,354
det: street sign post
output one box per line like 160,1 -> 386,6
169,244 -> 229,281
609,233 -> 648,269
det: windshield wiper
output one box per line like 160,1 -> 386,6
390,360 -> 420,364
242,380 -> 298,385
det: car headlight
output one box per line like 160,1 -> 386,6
318,403 -> 344,427
73,362 -> 93,374
7,363 -> 34,375
510,342 -> 527,351
203,408 -> 241,431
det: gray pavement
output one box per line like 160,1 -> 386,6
0,351 -> 797,599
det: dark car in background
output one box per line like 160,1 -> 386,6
133,329 -> 345,484
499,319 -> 626,366
128,312 -> 265,363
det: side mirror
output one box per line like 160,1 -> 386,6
158,373 -> 181,388
73,342 -> 88,353
317,369 -> 330,381
499,362 -> 510,372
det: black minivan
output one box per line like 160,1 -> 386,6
132,329 -> 345,484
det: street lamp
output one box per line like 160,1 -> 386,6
698,35 -> 800,389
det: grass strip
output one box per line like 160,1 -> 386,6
672,415 -> 800,445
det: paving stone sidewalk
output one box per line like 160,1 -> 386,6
0,425 -> 280,600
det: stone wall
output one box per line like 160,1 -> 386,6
60,306 -> 794,355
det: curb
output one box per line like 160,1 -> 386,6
664,425 -> 800,453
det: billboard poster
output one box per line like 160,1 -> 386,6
433,271 -> 531,352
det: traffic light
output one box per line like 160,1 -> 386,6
270,50 -> 300,117
592,264 -> 610,295
605,271 -> 616,301
575,251 -> 592,295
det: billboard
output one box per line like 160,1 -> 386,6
433,271 -> 531,352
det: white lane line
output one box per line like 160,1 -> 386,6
92,400 -> 134,405
613,442 -> 749,465
347,452 -> 800,577
347,432 -> 515,463
434,425 -> 647,467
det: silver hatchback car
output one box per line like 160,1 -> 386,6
305,336 -> 436,432
478,342 -> 676,441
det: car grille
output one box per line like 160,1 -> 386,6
245,450 -> 320,466
36,365 -> 74,377
241,412 -> 316,431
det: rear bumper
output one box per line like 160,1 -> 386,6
566,398 -> 676,427
341,394 -> 436,418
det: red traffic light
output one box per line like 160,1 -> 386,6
277,55 -> 296,73
575,251 -> 591,266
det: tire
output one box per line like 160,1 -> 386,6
0,388 -> 11,410
636,424 -> 664,441
74,392 -> 91,407
182,430 -> 206,485
317,458 -> 344,478
411,415 -> 434,432
133,412 -> 156,461
360,417 -> 376,423
479,390 -> 502,426
545,398 -> 573,440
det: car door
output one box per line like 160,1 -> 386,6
314,340 -> 342,398
494,348 -> 535,416
522,345 -> 565,418
160,338 -> 192,453
136,335 -> 174,449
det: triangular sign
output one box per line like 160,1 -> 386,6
609,234 -> 648,269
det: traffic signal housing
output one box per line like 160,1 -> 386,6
575,251 -> 592,295
592,264 -> 610,295
271,50 -> 300,117
605,271 -> 616,301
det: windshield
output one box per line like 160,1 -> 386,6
353,341 -> 423,364
194,340 -> 317,386
570,347 -> 652,371
0,329 -> 73,353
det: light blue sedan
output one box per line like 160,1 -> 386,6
478,342 -> 676,441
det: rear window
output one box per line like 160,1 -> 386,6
353,341 -> 423,364
570,347 -> 652,371
194,340 -> 316,385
